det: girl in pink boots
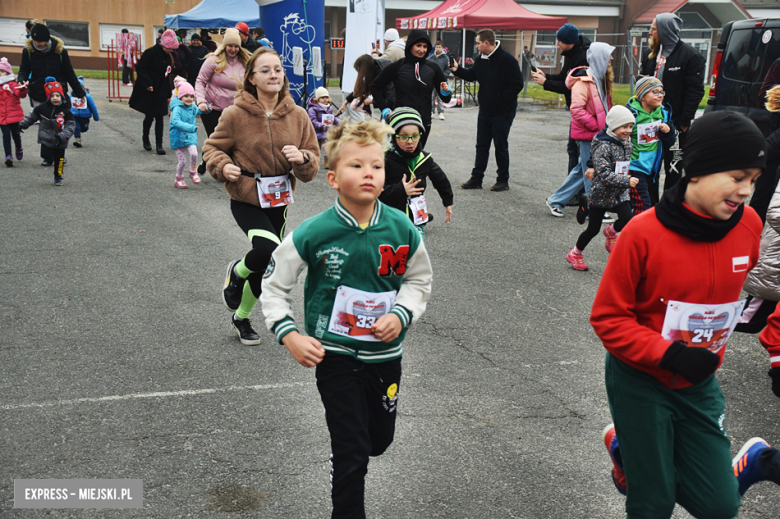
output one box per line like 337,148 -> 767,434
170,76 -> 209,188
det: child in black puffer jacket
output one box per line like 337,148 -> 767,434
566,105 -> 637,271
20,76 -> 75,185
379,107 -> 453,235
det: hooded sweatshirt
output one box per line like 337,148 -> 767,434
655,13 -> 682,82
626,96 -> 675,179
195,53 -> 246,111
370,30 -> 451,127
586,42 -> 614,116
69,77 -> 100,121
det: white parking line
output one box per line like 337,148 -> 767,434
0,382 -> 308,411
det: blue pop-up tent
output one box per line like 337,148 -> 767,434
164,0 -> 260,28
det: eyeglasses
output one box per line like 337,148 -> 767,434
649,89 -> 665,97
256,67 -> 284,75
396,134 -> 421,143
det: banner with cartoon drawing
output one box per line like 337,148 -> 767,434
257,0 -> 325,105
660,300 -> 746,354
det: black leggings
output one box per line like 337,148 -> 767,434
142,112 -> 165,145
200,109 -> 223,162
576,201 -> 632,251
230,200 -> 288,298
1,123 -> 21,156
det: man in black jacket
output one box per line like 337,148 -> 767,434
17,23 -> 85,165
531,23 -> 590,177
186,34 -> 209,87
641,13 -> 705,193
370,29 -> 451,149
451,29 -> 523,191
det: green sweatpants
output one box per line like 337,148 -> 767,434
605,353 -> 740,519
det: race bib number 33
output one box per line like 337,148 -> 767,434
660,299 -> 746,354
328,286 -> 397,342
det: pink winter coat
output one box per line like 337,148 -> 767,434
566,66 -> 611,142
0,79 -> 27,125
195,54 -> 246,112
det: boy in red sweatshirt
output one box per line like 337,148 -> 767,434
591,111 -> 780,518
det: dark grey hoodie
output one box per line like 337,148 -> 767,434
656,13 -> 682,82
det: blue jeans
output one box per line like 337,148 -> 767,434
471,108 -> 516,182
73,117 -> 90,138
547,140 -> 592,210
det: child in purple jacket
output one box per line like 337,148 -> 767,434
307,87 -> 340,164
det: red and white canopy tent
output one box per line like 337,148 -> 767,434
395,0 -> 566,103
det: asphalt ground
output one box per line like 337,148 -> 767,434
1,82 -> 779,518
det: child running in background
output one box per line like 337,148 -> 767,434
0,57 -> 27,166
69,76 -> 99,148
626,76 -> 674,212
379,107 -> 453,233
170,76 -> 208,189
592,111 -> 780,519
261,120 -> 432,518
307,86 -> 340,165
566,105 -> 636,271
19,77 -> 74,186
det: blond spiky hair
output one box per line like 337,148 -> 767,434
766,85 -> 780,113
324,120 -> 394,170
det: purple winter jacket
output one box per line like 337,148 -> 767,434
307,97 -> 340,140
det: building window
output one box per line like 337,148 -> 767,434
99,24 -> 144,51
44,20 -> 90,49
0,17 -> 29,47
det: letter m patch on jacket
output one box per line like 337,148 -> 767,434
378,245 -> 409,276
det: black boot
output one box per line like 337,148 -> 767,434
142,135 -> 152,151
156,144 -> 166,156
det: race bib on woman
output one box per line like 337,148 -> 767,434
660,300 -> 746,354
256,174 -> 293,208
328,286 -> 397,341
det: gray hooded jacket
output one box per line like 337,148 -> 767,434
586,42 -> 615,116
656,13 -> 682,82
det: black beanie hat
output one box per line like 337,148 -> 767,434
683,111 -> 766,179
190,33 -> 201,42
30,24 -> 50,42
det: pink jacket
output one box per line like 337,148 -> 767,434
195,55 -> 246,112
566,66 -> 611,142
0,80 -> 27,125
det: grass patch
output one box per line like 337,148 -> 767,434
12,67 -> 109,80
521,83 -> 710,110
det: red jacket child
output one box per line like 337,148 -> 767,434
0,68 -> 27,126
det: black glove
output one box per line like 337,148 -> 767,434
769,368 -> 780,399
658,341 -> 720,384
54,135 -> 63,146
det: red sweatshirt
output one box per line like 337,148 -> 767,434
590,206 -> 762,389
759,306 -> 780,369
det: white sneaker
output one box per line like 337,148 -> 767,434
546,199 -> 564,218
603,213 -> 616,224
439,113 -> 445,120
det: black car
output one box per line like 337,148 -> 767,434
705,18 -> 780,136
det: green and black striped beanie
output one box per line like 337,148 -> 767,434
388,107 -> 425,134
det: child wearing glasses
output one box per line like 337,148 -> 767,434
379,107 -> 452,233
626,76 -> 675,213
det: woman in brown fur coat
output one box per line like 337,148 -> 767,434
204,48 -> 320,345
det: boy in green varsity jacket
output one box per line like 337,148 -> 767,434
260,119 -> 433,517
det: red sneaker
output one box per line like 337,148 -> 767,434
602,424 -> 626,495
566,249 -> 588,271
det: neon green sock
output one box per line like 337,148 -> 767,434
235,280 -> 258,320
235,258 -> 252,279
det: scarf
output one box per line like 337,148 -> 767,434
393,139 -> 421,167
606,128 -> 630,147
0,74 -> 15,86
655,181 -> 743,242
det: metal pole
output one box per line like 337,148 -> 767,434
462,27 -> 466,107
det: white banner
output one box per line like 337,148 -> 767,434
342,0 -> 385,95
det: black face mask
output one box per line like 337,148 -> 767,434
654,180 -> 744,242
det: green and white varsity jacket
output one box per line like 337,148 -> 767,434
261,199 -> 433,363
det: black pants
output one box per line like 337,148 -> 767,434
200,109 -> 223,162
471,108 -> 516,182
629,171 -> 653,215
316,353 -> 401,519
662,126 -> 687,192
122,59 -> 133,85
735,295 -> 779,334
420,122 -> 432,150
567,133 -> 579,176
1,123 -> 21,156
45,145 -> 65,180
142,112 -> 166,146
230,200 -> 287,298
576,201 -> 632,251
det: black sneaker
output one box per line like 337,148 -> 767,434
54,176 -> 63,186
231,315 -> 261,346
156,145 -> 166,156
222,260 -> 245,311
197,161 -> 206,175
491,181 -> 509,191
142,136 -> 152,151
41,160 -> 52,167
461,177 -> 483,189
576,200 -> 589,225
73,138 -> 82,148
